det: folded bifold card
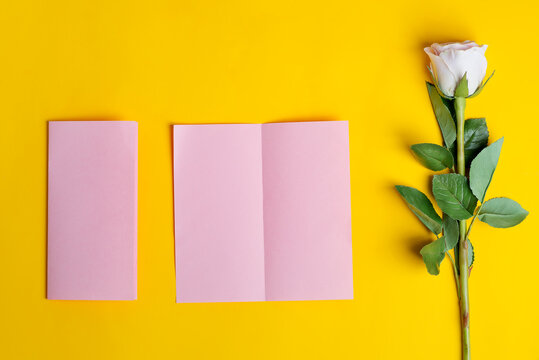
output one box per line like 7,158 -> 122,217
173,121 -> 353,303
47,121 -> 137,300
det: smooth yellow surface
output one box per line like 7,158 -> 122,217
1,1 -> 538,359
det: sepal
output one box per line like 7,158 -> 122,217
454,73 -> 469,98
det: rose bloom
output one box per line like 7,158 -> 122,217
425,41 -> 488,97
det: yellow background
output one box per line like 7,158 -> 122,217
1,1 -> 538,359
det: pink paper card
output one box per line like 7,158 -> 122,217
262,121 -> 353,301
173,125 -> 266,303
173,121 -> 352,303
47,121 -> 138,300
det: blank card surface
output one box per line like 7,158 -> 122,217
173,121 -> 353,303
173,125 -> 266,303
47,121 -> 138,300
262,121 -> 353,301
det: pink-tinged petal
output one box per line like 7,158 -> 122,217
438,41 -> 479,52
431,43 -> 443,55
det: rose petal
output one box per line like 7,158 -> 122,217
439,47 -> 487,95
426,51 -> 458,96
437,41 -> 478,52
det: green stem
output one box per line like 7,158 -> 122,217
455,96 -> 471,360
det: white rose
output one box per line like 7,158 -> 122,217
425,41 -> 488,97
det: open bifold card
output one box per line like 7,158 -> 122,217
47,121 -> 137,300
173,121 -> 353,303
